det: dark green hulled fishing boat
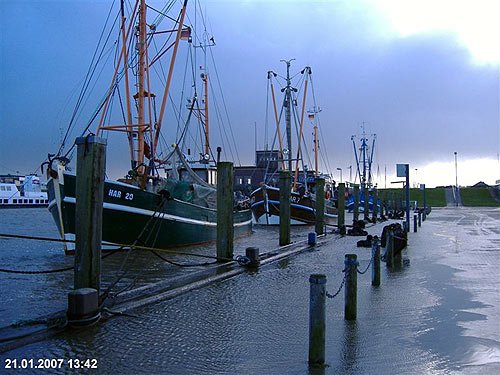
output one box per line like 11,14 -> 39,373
47,171 -> 251,251
46,0 -> 252,252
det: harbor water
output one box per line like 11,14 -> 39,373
1,207 -> 499,374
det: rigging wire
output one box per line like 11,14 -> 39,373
309,74 -> 333,178
264,77 -> 270,151
58,1 -> 119,157
208,46 -> 241,166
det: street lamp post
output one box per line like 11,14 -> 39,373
414,168 -> 418,188
336,168 -> 342,183
454,151 -> 458,206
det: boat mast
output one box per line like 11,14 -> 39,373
361,122 -> 367,192
268,71 -> 286,171
281,58 -> 295,173
120,0 -> 134,164
293,66 -> 311,190
136,0 -> 147,184
314,119 -> 318,177
351,123 -> 376,191
153,0 -> 189,161
202,72 -> 210,158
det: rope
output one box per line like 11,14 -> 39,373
99,197 -> 169,304
393,235 -> 407,241
235,255 -> 251,266
0,266 -> 73,275
151,250 -> 217,267
0,233 -> 74,243
0,233 -> 233,261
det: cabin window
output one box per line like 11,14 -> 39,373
3,199 -> 7,203
35,199 -> 39,204
0,186 -> 4,191
246,178 -> 251,185
13,199 -> 17,204
29,199 -> 33,204
238,178 -> 243,185
24,199 -> 28,204
7,186 -> 12,191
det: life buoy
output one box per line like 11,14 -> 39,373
325,191 -> 331,200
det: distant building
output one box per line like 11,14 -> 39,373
234,150 -> 282,194
470,181 -> 489,188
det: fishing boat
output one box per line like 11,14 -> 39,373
249,60 -> 337,226
346,125 -> 380,213
45,0 -> 252,252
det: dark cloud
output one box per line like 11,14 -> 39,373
1,1 -> 498,183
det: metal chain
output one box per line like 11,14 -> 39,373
357,257 -> 372,274
325,269 -> 348,299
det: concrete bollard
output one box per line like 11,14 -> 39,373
217,162 -> 234,261
418,211 -> 422,227
309,274 -> 326,366
245,247 -> 260,268
308,232 -> 317,246
344,254 -> 358,320
371,236 -> 380,287
413,214 -> 417,233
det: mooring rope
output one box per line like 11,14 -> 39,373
0,266 -> 74,275
150,250 -> 217,267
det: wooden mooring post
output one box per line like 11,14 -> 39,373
371,236 -> 380,286
344,254 -> 358,320
217,162 -> 234,261
386,230 -> 394,268
363,185 -> 369,220
279,171 -> 291,246
69,136 -> 106,326
309,274 -> 326,366
372,188 -> 378,221
418,211 -> 422,227
337,183 -> 345,233
315,177 -> 325,235
74,136 -> 106,293
413,214 -> 418,233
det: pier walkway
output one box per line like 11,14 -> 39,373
1,207 -> 499,374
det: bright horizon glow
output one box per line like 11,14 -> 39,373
373,157 -> 500,188
375,0 -> 500,64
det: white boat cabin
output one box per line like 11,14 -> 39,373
0,175 -> 48,207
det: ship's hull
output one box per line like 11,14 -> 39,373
47,172 -> 252,252
250,186 -> 337,226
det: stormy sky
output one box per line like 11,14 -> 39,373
1,0 -> 499,187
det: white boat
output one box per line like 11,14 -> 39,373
0,175 -> 48,208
